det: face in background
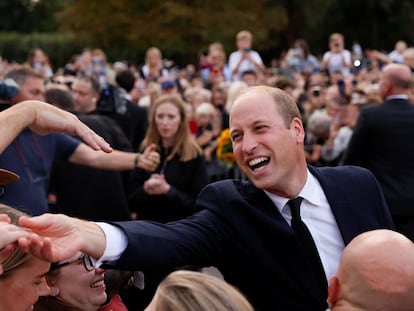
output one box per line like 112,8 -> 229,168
12,76 -> 45,104
196,113 -> 213,128
71,79 -> 97,113
230,88 -> 305,197
0,257 -> 50,311
237,36 -> 252,51
329,35 -> 344,53
155,101 -> 181,147
47,253 -> 107,310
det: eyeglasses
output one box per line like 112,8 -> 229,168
0,185 -> 4,199
50,254 -> 94,272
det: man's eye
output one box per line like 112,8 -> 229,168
232,134 -> 240,141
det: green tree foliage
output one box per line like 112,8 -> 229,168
0,0 -> 72,33
57,0 -> 287,65
1,0 -> 414,67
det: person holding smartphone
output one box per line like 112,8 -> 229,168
322,33 -> 352,77
228,30 -> 265,81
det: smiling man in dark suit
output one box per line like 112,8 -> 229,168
344,63 -> 414,242
20,86 -> 394,311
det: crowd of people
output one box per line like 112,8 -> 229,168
1,29 -> 414,310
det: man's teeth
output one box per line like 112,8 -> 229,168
91,280 -> 104,288
249,157 -> 268,167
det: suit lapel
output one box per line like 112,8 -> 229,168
308,166 -> 354,245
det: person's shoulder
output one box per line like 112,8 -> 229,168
200,179 -> 256,198
311,165 -> 375,182
229,50 -> 241,58
201,179 -> 245,192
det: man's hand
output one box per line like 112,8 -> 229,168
18,213 -> 106,262
0,215 -> 33,274
4,100 -> 113,153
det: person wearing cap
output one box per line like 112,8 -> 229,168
160,79 -> 177,95
0,169 -> 34,271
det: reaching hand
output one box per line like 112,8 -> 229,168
0,216 -> 33,274
24,101 -> 113,152
1,100 -> 113,154
18,213 -> 106,262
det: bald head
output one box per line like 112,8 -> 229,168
329,229 -> 414,310
380,63 -> 412,99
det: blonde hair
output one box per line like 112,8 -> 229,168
196,102 -> 216,116
154,270 -> 254,311
225,81 -> 248,113
141,94 -> 202,161
0,204 -> 31,276
236,30 -> 252,41
329,32 -> 344,43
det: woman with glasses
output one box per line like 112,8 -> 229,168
34,252 -> 128,311
0,204 -> 51,311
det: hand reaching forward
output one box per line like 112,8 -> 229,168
18,213 -> 106,263
1,100 -> 113,154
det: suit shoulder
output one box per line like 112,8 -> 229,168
311,165 -> 376,183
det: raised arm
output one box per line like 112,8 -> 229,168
0,100 -> 112,154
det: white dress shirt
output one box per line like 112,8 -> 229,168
264,169 -> 345,280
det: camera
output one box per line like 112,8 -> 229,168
312,89 -> 320,97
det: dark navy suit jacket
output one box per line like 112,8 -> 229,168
109,165 -> 394,311
344,98 -> 414,217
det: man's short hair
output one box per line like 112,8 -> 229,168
4,66 -> 44,86
115,69 -> 136,92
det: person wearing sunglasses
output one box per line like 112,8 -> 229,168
34,252 -> 127,311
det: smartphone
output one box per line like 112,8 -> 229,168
337,79 -> 346,97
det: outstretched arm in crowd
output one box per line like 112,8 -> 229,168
0,100 -> 113,154
18,213 -> 107,263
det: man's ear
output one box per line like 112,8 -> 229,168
327,275 -> 340,308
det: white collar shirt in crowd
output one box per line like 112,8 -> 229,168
264,169 -> 345,281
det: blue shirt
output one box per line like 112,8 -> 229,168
0,129 -> 80,215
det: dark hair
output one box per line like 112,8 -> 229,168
45,87 -> 75,111
76,75 -> 100,95
115,69 -> 136,92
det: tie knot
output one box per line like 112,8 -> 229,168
287,196 -> 303,219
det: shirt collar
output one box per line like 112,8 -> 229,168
264,169 -> 321,213
386,94 -> 408,100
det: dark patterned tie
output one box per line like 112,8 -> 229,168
288,197 -> 328,290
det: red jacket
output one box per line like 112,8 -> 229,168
98,295 -> 128,311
